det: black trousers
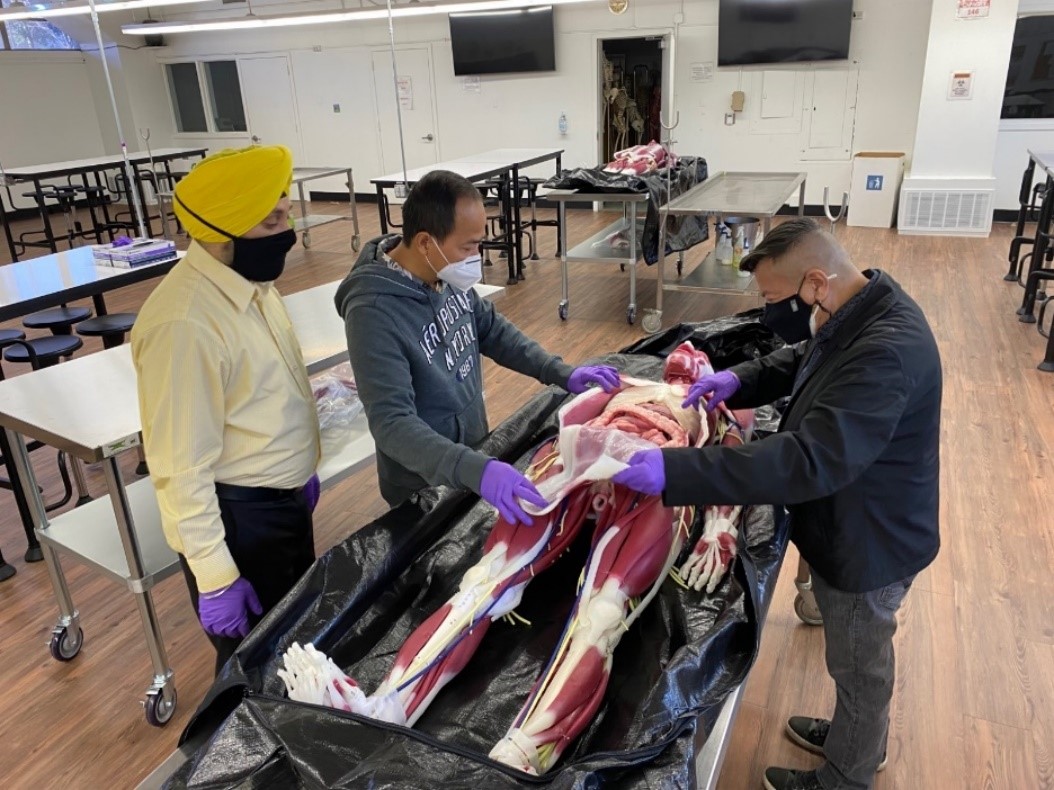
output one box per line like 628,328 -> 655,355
178,489 -> 315,676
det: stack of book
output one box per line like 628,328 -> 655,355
92,238 -> 177,269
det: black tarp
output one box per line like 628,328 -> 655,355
165,316 -> 788,790
544,158 -> 710,266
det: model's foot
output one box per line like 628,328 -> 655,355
763,767 -> 824,790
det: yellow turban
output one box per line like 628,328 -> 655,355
173,145 -> 293,243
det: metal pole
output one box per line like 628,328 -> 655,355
385,0 -> 411,198
88,0 -> 148,239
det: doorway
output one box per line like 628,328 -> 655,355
598,36 -> 666,165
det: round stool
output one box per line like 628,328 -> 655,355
76,313 -> 137,350
0,329 -> 27,381
23,306 -> 92,336
4,335 -> 84,369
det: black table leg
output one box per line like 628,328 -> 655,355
1,188 -> 20,262
377,184 -> 389,234
555,154 -> 564,257
512,164 -> 524,281
92,293 -> 108,317
500,176 -> 516,285
1019,176 -> 1054,323
33,178 -> 58,252
0,548 -> 14,582
0,429 -> 43,563
1007,157 -> 1037,282
1041,321 -> 1054,372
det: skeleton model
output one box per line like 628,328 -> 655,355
280,343 -> 754,775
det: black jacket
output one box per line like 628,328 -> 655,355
663,270 -> 942,592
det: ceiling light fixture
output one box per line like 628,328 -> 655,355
0,0 -> 213,22
121,0 -> 599,36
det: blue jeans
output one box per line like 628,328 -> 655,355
811,571 -> 915,790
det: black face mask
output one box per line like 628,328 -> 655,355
762,276 -> 814,344
229,228 -> 296,282
175,194 -> 295,282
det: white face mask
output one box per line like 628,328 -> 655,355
428,237 -> 483,292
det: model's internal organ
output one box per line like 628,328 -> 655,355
279,343 -> 755,774
603,141 -> 673,175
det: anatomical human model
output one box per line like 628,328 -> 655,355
603,140 -> 673,176
279,343 -> 754,775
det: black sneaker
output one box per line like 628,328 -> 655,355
785,717 -> 888,771
763,767 -> 824,790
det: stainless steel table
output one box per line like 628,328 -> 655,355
0,279 -> 504,727
644,172 -> 807,334
0,246 -> 182,565
548,190 -> 652,325
291,167 -> 361,252
0,246 -> 180,323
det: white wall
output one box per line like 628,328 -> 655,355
101,0 -> 932,204
908,0 -> 1020,181
0,52 -> 109,210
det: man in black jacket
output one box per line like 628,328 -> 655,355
613,218 -> 942,790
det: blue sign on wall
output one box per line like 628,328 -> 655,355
866,175 -> 884,191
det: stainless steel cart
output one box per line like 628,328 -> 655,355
550,190 -> 652,325
644,172 -> 808,333
290,167 -> 361,251
0,349 -> 182,727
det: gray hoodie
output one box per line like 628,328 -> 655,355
336,235 -> 574,506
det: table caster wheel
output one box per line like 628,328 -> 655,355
351,235 -> 361,252
144,687 -> 177,727
49,626 -> 83,661
642,311 -> 663,334
793,593 -> 823,626
558,302 -> 569,321
627,306 -> 637,325
302,232 -> 312,249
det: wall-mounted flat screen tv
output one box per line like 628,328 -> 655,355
449,6 -> 556,76
718,0 -> 853,67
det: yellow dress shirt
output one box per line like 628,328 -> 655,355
131,242 -> 321,593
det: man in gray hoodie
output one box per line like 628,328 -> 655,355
336,170 -> 619,524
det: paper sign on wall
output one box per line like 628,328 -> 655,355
957,0 -> 990,19
948,71 -> 974,100
690,62 -> 714,82
397,76 -> 413,110
462,76 -> 481,94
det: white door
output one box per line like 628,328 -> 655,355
371,48 -> 439,176
238,56 -> 304,161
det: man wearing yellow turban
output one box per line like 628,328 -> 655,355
131,145 -> 321,674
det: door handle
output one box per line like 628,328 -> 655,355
422,134 -> 435,142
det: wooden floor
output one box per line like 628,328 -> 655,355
0,203 -> 1052,789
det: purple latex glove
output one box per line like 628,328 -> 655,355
611,449 -> 666,496
682,371 -> 741,412
567,365 -> 621,395
198,577 -> 263,639
479,460 -> 548,526
302,473 -> 320,512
